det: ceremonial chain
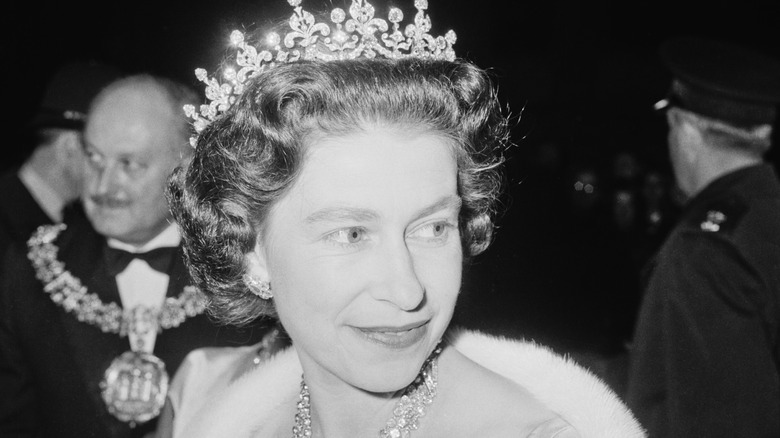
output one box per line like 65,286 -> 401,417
292,346 -> 441,438
27,224 -> 207,336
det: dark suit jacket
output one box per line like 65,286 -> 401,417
0,206 -> 270,438
0,170 -> 53,257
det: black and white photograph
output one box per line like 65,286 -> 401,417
2,0 -> 779,436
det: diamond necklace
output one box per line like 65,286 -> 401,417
292,347 -> 441,438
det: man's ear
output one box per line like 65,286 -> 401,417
679,118 -> 706,163
58,131 -> 82,160
670,109 -> 705,162
54,132 -> 87,177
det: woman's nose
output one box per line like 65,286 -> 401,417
368,240 -> 426,311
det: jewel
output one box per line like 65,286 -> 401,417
27,225 -> 207,337
331,8 -> 346,23
267,32 -> 281,46
185,0 -> 457,147
101,351 -> 169,425
292,347 -> 441,438
26,224 -> 208,426
388,8 -> 403,23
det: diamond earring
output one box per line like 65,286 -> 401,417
243,274 -> 273,299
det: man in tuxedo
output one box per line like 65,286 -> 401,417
0,74 -> 273,437
0,61 -> 123,256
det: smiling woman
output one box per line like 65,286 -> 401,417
156,1 -> 645,437
258,128 -> 463,394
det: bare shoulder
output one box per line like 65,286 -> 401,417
429,347 -> 573,437
432,330 -> 646,438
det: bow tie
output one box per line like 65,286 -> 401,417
104,245 -> 178,277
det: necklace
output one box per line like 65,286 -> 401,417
292,348 -> 441,438
27,224 -> 206,336
27,223 -> 207,426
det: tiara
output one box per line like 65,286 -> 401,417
183,0 -> 457,146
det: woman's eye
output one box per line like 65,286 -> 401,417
430,223 -> 447,237
325,227 -> 367,246
408,221 -> 454,242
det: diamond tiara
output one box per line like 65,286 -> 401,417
183,0 -> 457,146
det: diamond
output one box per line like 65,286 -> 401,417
186,0 -> 457,146
388,7 -> 403,23
331,8 -> 346,23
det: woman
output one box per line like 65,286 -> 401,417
160,1 -> 645,436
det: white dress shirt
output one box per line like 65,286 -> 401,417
107,224 -> 181,353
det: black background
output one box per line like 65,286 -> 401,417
4,0 -> 779,362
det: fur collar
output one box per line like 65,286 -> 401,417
445,330 -> 645,437
175,330 -> 645,437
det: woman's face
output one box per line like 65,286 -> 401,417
251,126 -> 462,393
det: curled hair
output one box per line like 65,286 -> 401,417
167,58 -> 511,326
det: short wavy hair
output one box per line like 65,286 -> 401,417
167,57 -> 511,326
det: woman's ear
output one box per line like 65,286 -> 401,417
244,239 -> 270,281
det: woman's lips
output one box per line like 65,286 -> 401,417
354,321 -> 429,349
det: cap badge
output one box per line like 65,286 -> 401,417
701,210 -> 727,232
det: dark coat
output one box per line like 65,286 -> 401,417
626,164 -> 780,437
0,170 -> 53,257
0,206 -> 269,438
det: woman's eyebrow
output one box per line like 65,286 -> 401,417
305,206 -> 379,224
304,195 -> 461,225
410,195 -> 462,223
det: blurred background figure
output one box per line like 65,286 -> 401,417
0,60 -> 123,255
626,36 -> 780,437
611,151 -> 641,235
640,170 -> 677,240
0,74 -> 274,438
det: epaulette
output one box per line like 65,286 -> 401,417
696,198 -> 747,234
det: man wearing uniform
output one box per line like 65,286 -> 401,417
626,37 -> 780,437
0,74 -> 276,438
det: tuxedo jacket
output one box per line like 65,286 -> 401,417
0,170 -> 53,257
0,206 -> 270,438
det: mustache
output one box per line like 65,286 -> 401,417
86,194 -> 131,208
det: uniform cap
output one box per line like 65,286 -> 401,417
656,37 -> 780,127
28,61 -> 124,130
